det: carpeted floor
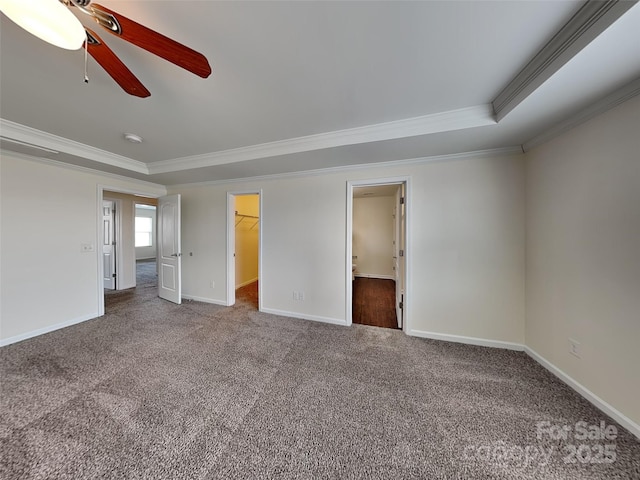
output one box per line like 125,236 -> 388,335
104,259 -> 157,298
135,259 -> 158,286
1,284 -> 639,478
236,281 -> 258,310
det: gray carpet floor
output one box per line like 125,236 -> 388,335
105,260 -> 157,298
135,259 -> 158,287
1,280 -> 639,478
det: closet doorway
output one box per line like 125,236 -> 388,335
346,178 -> 410,332
227,191 -> 262,309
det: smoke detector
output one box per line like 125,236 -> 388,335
124,133 -> 143,144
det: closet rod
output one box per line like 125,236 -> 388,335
235,212 -> 260,227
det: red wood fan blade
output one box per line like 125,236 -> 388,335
90,3 -> 212,78
85,28 -> 150,98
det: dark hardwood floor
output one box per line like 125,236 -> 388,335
352,277 -> 399,329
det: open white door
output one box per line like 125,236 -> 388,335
158,194 -> 182,304
103,200 -> 116,290
394,184 -> 406,329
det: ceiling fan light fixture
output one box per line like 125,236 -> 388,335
0,0 -> 85,50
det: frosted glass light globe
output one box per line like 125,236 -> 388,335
0,0 -> 86,50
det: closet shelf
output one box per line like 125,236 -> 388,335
235,212 -> 259,229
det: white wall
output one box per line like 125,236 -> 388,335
409,155 -> 525,343
353,195 -> 395,279
171,152 -> 525,343
0,149 -> 525,351
525,95 -> 640,428
235,195 -> 259,288
0,155 -> 166,344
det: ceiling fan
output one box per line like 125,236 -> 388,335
0,0 -> 212,98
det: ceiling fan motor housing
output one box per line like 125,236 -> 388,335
66,0 -> 92,7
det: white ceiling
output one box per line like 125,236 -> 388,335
354,184 -> 400,198
1,1 -> 639,186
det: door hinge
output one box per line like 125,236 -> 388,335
112,273 -> 116,278
399,249 -> 404,257
400,197 -> 405,205
399,301 -> 403,310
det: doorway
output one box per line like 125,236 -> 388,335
227,191 -> 262,309
98,188 -> 164,315
134,203 -> 158,289
346,178 -> 410,332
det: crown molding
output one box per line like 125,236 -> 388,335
0,137 -> 60,155
149,105 -> 496,174
167,146 -> 523,189
0,118 -> 149,174
523,77 -> 640,152
1,149 -> 166,191
493,0 -> 638,122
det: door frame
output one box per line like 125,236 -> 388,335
97,185 -> 161,316
394,185 -> 404,328
226,190 -> 263,309
346,176 -> 411,332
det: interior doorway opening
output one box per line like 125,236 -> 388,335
347,178 -> 409,332
99,189 -> 160,314
227,191 -> 262,310
134,203 -> 158,290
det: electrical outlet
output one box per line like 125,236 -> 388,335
81,243 -> 94,252
299,291 -> 304,301
569,338 -> 581,358
210,281 -> 215,289
292,291 -> 298,301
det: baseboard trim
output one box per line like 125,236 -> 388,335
0,312 -> 99,347
235,277 -> 258,289
260,307 -> 347,326
408,329 -> 524,351
524,346 -> 640,440
182,294 -> 228,306
354,274 -> 395,280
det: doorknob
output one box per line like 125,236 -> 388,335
170,253 -> 182,257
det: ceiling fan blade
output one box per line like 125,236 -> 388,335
85,28 -> 150,98
89,3 -> 212,79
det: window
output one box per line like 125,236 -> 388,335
135,216 -> 153,247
